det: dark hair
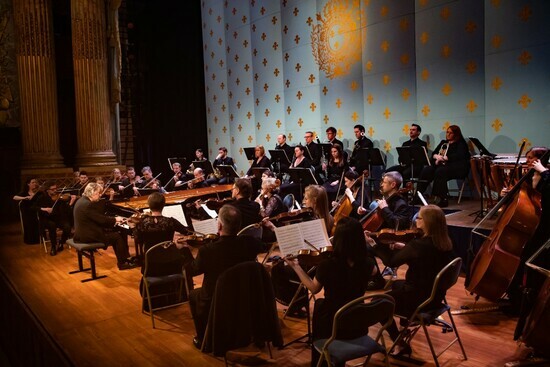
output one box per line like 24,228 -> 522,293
281,134 -> 287,139
527,146 -> 549,165
411,123 -> 421,133
43,179 -> 56,190
234,178 -> 253,199
354,124 -> 365,133
196,148 -> 204,154
326,127 -> 336,134
126,166 -> 135,171
262,170 -> 275,178
332,217 -> 367,266
295,145 -> 305,153
448,125 -> 463,140
79,171 -> 88,176
23,177 -> 37,192
344,170 -> 362,189
219,205 -> 242,235
219,147 -> 227,153
147,192 -> 166,211
329,144 -> 344,167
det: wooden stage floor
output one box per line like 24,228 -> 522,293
0,199 -> 540,367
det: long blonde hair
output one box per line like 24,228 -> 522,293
304,185 -> 334,231
419,205 -> 452,251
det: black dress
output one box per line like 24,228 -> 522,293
16,191 -> 40,244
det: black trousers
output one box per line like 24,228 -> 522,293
103,230 -> 130,265
189,288 -> 211,340
417,164 -> 468,198
41,218 -> 71,247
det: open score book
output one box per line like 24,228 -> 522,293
273,219 -> 331,257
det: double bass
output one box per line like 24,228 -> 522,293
466,153 -> 547,301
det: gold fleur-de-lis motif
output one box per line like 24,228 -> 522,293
254,73 -> 259,81
295,63 -> 301,72
465,21 -> 477,33
261,32 -> 267,41
351,111 -> 359,122
219,59 -> 224,67
275,94 -> 281,103
309,74 -> 315,83
285,79 -> 291,88
441,45 -> 451,58
262,58 -> 268,67
336,98 -> 342,108
243,40 -> 248,48
492,77 -> 503,91
296,91 -> 303,100
402,124 -> 409,135
255,98 -> 260,106
421,68 -> 429,81
366,60 -> 373,71
260,6 -> 265,15
284,52 -> 290,62
518,50 -> 532,65
287,106 -> 292,115
293,7 -> 299,16
401,88 -> 410,101
384,141 -> 392,153
231,137 -> 235,144
237,101 -> 241,109
230,113 -> 234,122
247,111 -> 252,119
213,95 -> 217,102
212,73 -> 216,80
266,133 -> 271,142
492,119 -> 503,132
322,86 -> 328,95
310,103 -> 317,112
245,87 -> 251,95
380,6 -> 388,17
422,105 -> 431,117
491,0 -> 501,7
350,81 -> 358,91
221,104 -> 226,112
336,128 -> 344,139
519,138 -> 532,150
368,127 -> 375,137
232,7 -> 237,15
214,116 -> 218,124
233,31 -> 238,39
288,133 -> 293,141
442,83 -> 452,96
519,5 -> 532,22
440,7 -> 450,20
274,68 -> 280,77
215,138 -> 219,145
294,35 -> 300,44
420,32 -> 429,44
467,100 -> 478,113
466,61 -> 477,74
272,16 -> 278,25
264,83 -> 269,92
239,147 -> 243,155
264,109 -> 270,117
399,18 -> 409,31
244,64 -> 250,72
382,75 -> 390,85
276,120 -> 282,128
518,94 -> 532,109
400,54 -> 410,65
383,107 -> 391,120
298,118 -> 304,127
222,126 -> 227,133
419,0 -> 428,6
238,124 -> 242,132
443,121 -> 451,130
491,35 -> 502,49
323,115 -> 329,124
367,94 -> 373,104
381,40 -> 390,52
283,25 -> 288,35
248,135 -> 253,143
273,42 -> 279,50
306,16 -> 313,26
208,127 -> 211,134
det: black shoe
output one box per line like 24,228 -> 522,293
192,336 -> 203,350
118,261 -> 138,270
50,247 -> 57,256
367,274 -> 386,291
57,244 -> 64,252
391,343 -> 412,358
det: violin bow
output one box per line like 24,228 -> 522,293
508,140 -> 526,186
304,239 -> 320,252
141,173 -> 163,189
329,170 -> 346,214
51,185 -> 69,210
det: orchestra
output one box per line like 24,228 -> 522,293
11,125 -> 550,366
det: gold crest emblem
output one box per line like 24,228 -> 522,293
311,0 -> 362,79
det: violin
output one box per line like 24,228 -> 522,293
51,192 -> 71,202
186,197 -> 234,210
268,207 -> 314,223
366,228 -> 423,245
176,233 -> 219,246
292,246 -> 334,267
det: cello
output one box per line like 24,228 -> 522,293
360,182 -> 413,232
466,152 -> 548,301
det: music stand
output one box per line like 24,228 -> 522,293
243,147 -> 256,161
269,149 -> 291,177
397,146 -> 431,202
288,168 -> 318,201
167,157 -> 187,170
216,165 -> 239,180
355,148 -> 385,199
318,143 -> 332,161
468,137 -> 497,158
250,167 -> 269,179
192,160 -> 214,176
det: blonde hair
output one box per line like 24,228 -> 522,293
304,185 -> 334,231
83,182 -> 101,198
262,177 -> 280,192
255,145 -> 265,156
419,205 -> 453,251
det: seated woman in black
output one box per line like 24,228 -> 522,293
417,124 -> 470,207
286,217 -> 375,366
322,144 -> 348,201
256,177 -> 285,218
367,204 -> 454,356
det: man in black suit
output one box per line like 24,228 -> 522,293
230,178 -> 262,229
350,124 -> 373,172
304,131 -> 321,172
187,205 -> 264,348
325,126 -> 344,149
73,182 -> 136,270
211,146 -> 236,184
274,134 -> 294,173
386,123 -> 428,180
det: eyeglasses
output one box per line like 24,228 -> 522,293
416,217 -> 423,220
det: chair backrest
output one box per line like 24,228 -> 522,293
237,223 -> 263,239
143,241 -> 183,277
418,257 -> 462,311
282,193 -> 295,212
332,294 -> 395,341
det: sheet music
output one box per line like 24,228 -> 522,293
192,217 -> 218,235
201,204 -> 218,219
274,219 -> 330,257
162,204 -> 188,228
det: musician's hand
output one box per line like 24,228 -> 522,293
118,185 -> 124,191
284,257 -> 299,268
500,187 -> 510,197
330,180 -> 338,186
331,201 -> 338,208
262,218 -> 276,231
115,216 -> 124,223
357,206 -> 367,215
133,186 -> 139,194
377,198 -> 388,209
69,195 -> 77,206
364,233 -> 376,247
42,207 -> 53,214
533,159 -> 549,173
389,242 -> 406,250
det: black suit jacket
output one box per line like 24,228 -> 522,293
74,196 -> 116,243
231,198 -> 262,229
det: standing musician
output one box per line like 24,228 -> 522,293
285,217 -> 375,366
416,124 -> 470,208
246,145 -> 271,176
325,126 -> 344,149
290,145 -> 312,169
366,205 -> 455,357
350,124 -> 373,173
230,178 -> 262,229
33,180 -> 73,256
185,205 -> 265,349
119,166 -> 141,198
303,131 -> 321,173
164,162 -> 185,192
13,177 -> 41,244
274,134 -> 295,173
385,123 -> 428,180
73,183 -> 137,270
210,146 -> 236,184
322,144 -> 349,201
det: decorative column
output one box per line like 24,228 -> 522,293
71,0 -> 117,166
13,0 -> 64,168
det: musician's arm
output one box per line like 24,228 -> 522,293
285,258 -> 322,294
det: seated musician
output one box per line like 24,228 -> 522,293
119,166 -> 141,198
73,183 -> 137,270
110,168 -> 123,184
32,180 -> 73,256
322,144 -> 349,201
73,171 -> 89,193
331,170 -> 369,220
186,148 -> 208,181
366,171 -> 412,230
416,124 -> 470,207
138,166 -> 159,189
187,168 -> 209,189
230,178 -> 262,229
256,177 -> 285,218
186,205 -> 264,349
366,205 -> 455,357
246,145 -> 271,176
385,123 -> 428,180
13,178 -> 41,244
209,146 -> 236,185
285,217 -> 375,366
164,162 -> 185,192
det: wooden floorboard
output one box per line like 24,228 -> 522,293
0,199 -> 541,366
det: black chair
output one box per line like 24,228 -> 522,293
237,223 -> 263,239
36,212 -> 50,253
313,294 -> 395,367
390,257 -> 467,367
141,241 -> 188,328
202,261 -> 283,364
282,193 -> 295,212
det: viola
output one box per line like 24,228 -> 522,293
176,233 -> 219,246
51,193 -> 71,202
268,207 -> 314,223
361,182 -> 413,232
331,170 -> 368,234
366,228 -> 423,245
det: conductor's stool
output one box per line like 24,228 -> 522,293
67,239 -> 107,283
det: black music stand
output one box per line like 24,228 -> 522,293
318,143 -> 332,161
397,146 -> 431,202
269,149 -> 291,176
216,165 -> 239,181
355,148 -> 385,199
192,160 -> 214,176
288,168 -> 318,201
168,157 -> 187,170
243,147 -> 256,161
107,182 -> 123,193
469,136 -> 497,158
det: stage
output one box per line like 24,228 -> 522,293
0,199 -> 541,366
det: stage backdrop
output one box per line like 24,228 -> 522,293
200,0 -> 550,175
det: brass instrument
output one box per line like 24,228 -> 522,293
439,142 -> 449,158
